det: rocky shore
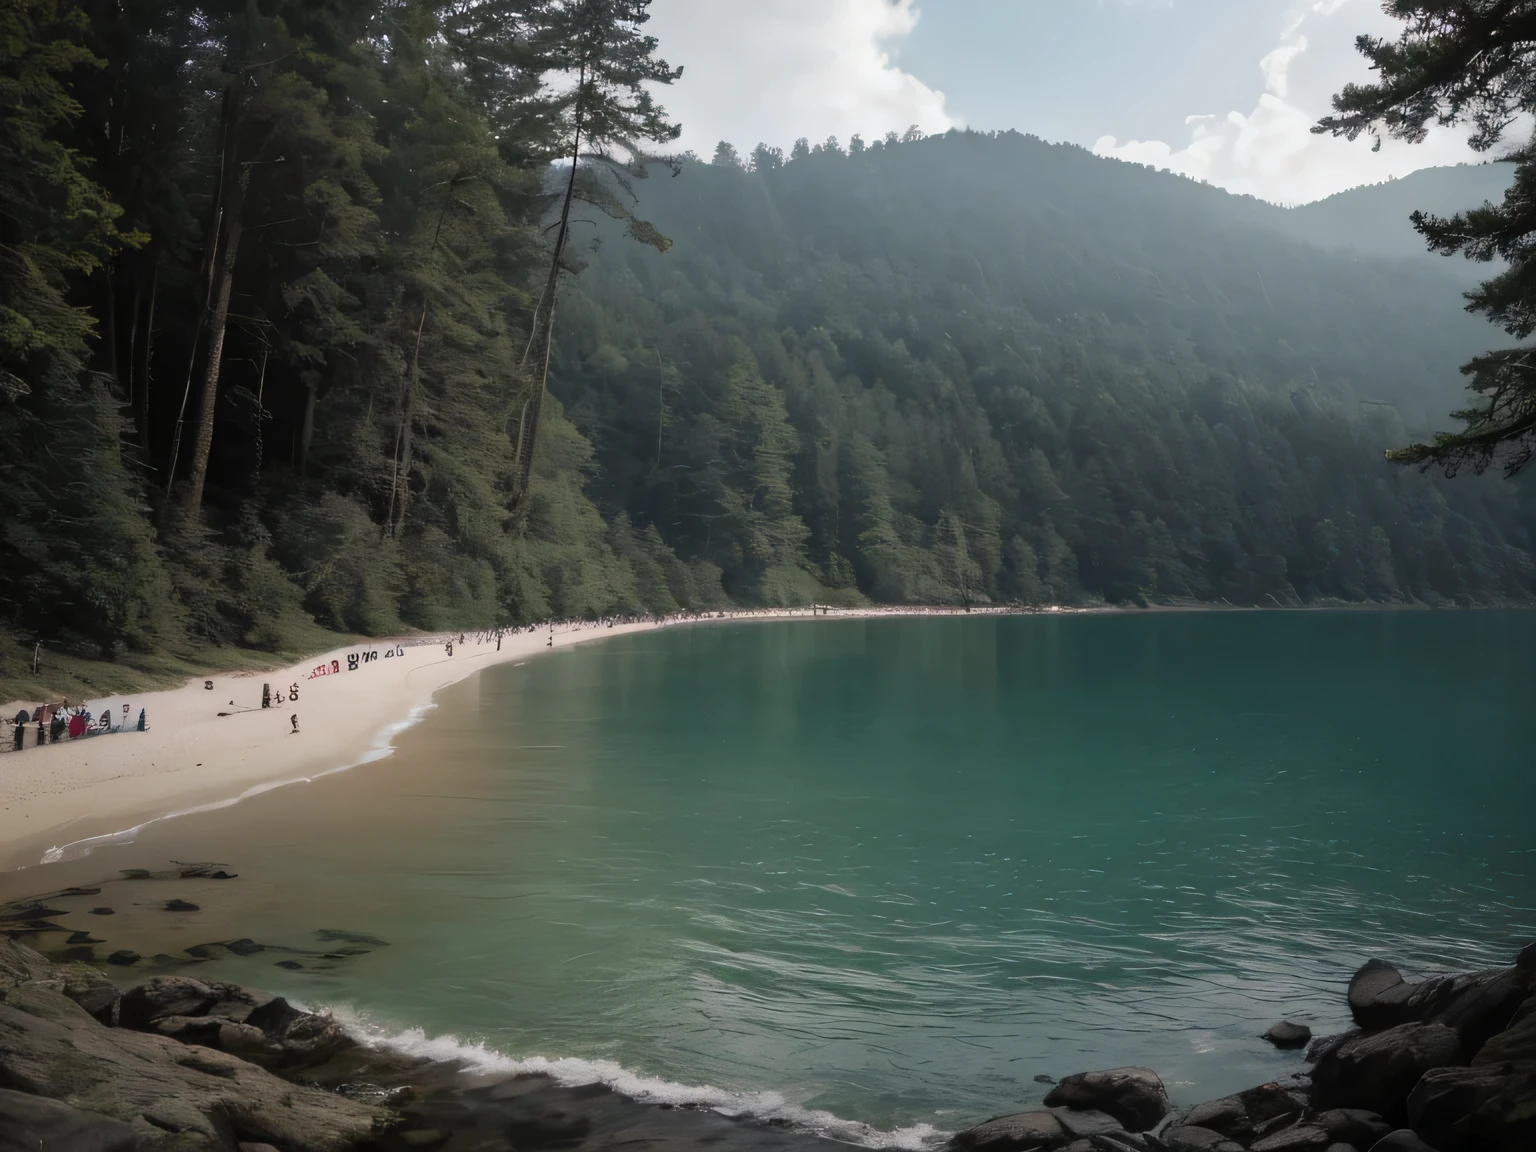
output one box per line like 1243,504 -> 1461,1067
1,931 -> 1531,1152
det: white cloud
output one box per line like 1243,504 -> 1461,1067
1093,0 -> 1483,204
645,0 -> 955,156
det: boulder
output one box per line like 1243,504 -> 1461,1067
1323,1146 -> 1358,1152
1307,1032 -> 1355,1065
244,996 -> 355,1068
1250,1124 -> 1332,1152
950,1110 -> 1069,1151
1473,989 -> 1536,1065
1266,1021 -> 1312,1049
1177,1082 -> 1307,1144
1161,1127 -> 1244,1152
1407,1062 -> 1536,1152
0,1087 -> 142,1152
118,974 -> 217,1029
0,981 -> 383,1150
1349,961 -> 1412,1029
0,938 -> 49,992
1314,1108 -> 1391,1149
1043,1067 -> 1171,1132
1310,1021 -> 1463,1126
58,970 -> 120,1027
1518,942 -> 1535,973
1052,1109 -> 1124,1140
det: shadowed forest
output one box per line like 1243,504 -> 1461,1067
4,0 -> 1533,679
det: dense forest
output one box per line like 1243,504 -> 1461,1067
3,2 -> 1534,676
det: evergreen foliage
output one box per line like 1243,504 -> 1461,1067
1,6 -> 1534,676
1317,1 -> 1536,476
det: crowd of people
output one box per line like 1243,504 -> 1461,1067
7,700 -> 146,753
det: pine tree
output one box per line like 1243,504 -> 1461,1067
1317,3 -> 1536,475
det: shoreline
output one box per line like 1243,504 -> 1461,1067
0,605 -> 1040,873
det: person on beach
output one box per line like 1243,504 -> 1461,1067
136,708 -> 146,732
11,708 -> 28,751
50,707 -> 67,744
290,713 -> 299,734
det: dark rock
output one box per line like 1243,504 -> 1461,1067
1310,1021 -> 1463,1125
1250,1124 -> 1332,1152
66,930 -> 102,945
245,996 -> 305,1036
1518,942 -> 1536,972
1323,1145 -> 1358,1152
242,996 -> 354,1069
1267,1021 -> 1313,1049
203,981 -> 267,1024
1308,1032 -> 1355,1065
1349,961 -> 1410,1029
239,1145 -> 282,1152
0,1087 -> 142,1151
1179,1082 -> 1307,1145
1407,1062 -> 1536,1152
316,929 -> 389,948
1052,1108 -> 1124,1140
105,950 -> 139,966
89,907 -> 114,915
61,972 -> 121,1027
275,959 -> 304,970
952,1110 -> 1070,1151
164,899 -> 200,912
1363,1132 -> 1438,1152
1475,989 -> 1536,1064
1161,1127 -> 1244,1152
1044,1067 -> 1171,1132
118,975 -> 217,1030
1315,1108 -> 1391,1149
1035,1075 -> 1058,1084
226,938 -> 265,956
210,870 -> 237,879
62,945 -> 95,962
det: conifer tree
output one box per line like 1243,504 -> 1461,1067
1317,2 -> 1536,475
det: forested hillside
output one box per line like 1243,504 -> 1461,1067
551,133 -> 1536,608
2,1 -> 1532,679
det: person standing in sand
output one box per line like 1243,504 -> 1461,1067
290,713 -> 299,734
11,708 -> 28,751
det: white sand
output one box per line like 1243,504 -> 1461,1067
0,606 -> 1040,872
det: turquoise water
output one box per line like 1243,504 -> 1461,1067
79,613 -> 1536,1141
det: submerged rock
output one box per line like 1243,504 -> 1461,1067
1043,1066 -> 1170,1132
104,950 -> 139,966
164,898 -> 200,912
1266,1021 -> 1312,1049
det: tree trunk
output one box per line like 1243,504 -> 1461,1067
138,258 -> 159,454
511,69 -> 584,506
387,297 -> 428,536
181,170 -> 246,518
298,371 -> 316,477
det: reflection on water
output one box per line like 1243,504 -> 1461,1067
7,613 -> 1534,1135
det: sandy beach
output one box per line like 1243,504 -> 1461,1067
0,606 -> 1036,873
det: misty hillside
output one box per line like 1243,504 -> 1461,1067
549,130 -> 1534,607
1275,162 -> 1516,267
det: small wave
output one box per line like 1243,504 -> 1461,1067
329,1006 -> 949,1150
38,703 -> 437,866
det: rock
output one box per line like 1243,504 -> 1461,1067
89,906 -> 114,915
243,996 -> 355,1068
1161,1126 -> 1244,1152
1307,1031 -> 1354,1065
1035,1075 -> 1058,1084
1052,1108 -> 1124,1139
226,937 -> 265,956
0,939 -> 50,992
66,930 -> 102,945
276,959 -> 304,970
1407,1062 -> 1536,1152
1475,989 -> 1536,1065
1363,1132 -> 1437,1152
951,1110 -> 1070,1151
118,975 -> 217,1029
1044,1067 -> 1170,1132
240,1145 -> 283,1152
0,1087 -> 143,1151
164,898 -> 200,912
0,981 -> 382,1150
1349,961 -> 1411,1029
1518,942 -> 1536,972
1323,1145 -> 1358,1152
59,971 -> 121,1026
105,950 -> 139,966
1178,1082 -> 1307,1145
1267,1021 -> 1313,1049
1314,1108 -> 1391,1149
1250,1124 -> 1332,1152
1310,1021 -> 1463,1126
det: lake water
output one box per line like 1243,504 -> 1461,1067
15,613 -> 1536,1145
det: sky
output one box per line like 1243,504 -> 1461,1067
644,0 -> 1489,205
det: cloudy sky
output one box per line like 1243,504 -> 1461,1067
645,0 -> 1487,205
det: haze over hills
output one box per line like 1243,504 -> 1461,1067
1268,162 -> 1517,272
551,130 -> 1534,608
